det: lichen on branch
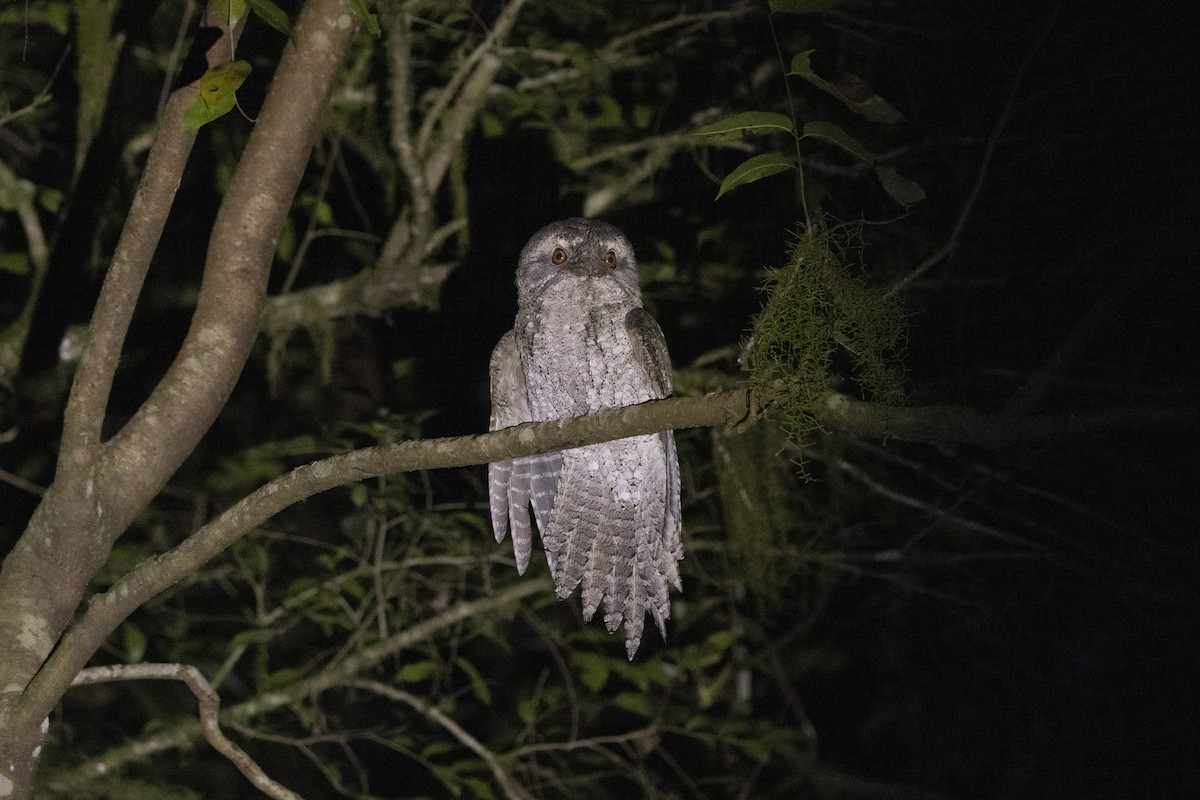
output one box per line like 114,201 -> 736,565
743,221 -> 907,445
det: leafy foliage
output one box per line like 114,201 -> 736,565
690,11 -> 924,209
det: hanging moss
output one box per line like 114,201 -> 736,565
743,221 -> 907,446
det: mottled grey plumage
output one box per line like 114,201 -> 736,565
489,218 -> 682,658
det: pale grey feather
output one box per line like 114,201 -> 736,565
488,331 -> 561,574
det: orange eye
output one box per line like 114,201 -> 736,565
551,247 -> 567,265
604,250 -> 617,269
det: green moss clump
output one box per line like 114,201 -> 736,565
743,221 -> 906,444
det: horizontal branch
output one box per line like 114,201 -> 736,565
20,391 -> 744,730
25,385 -> 1190,732
819,391 -> 1195,448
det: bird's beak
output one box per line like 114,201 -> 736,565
563,252 -> 608,278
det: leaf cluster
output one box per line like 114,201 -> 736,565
691,4 -> 924,209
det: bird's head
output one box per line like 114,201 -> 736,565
515,218 -> 641,307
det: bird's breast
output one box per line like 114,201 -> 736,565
516,279 -> 653,419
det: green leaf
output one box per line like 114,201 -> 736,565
247,0 -> 296,44
0,253 -> 30,276
396,660 -> 436,683
614,691 -> 651,716
429,765 -> 463,797
715,153 -> 795,199
874,165 -> 926,206
801,122 -> 924,205
592,95 -> 624,129
208,0 -> 247,27
694,630 -> 734,669
463,777 -> 497,800
480,112 -> 505,137
46,2 -> 71,34
228,627 -> 278,650
788,50 -> 906,124
573,652 -> 610,693
423,741 -> 456,759
121,623 -> 147,663
0,176 -> 33,211
800,120 -> 876,164
348,0 -> 381,36
738,736 -> 773,764
693,111 -> 794,141
769,0 -> 841,12
183,60 -> 251,130
261,667 -> 302,691
697,664 -> 732,708
38,187 -> 63,213
456,658 -> 493,706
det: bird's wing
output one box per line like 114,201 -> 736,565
625,308 -> 680,552
627,306 -> 684,595
488,331 -> 561,574
625,307 -> 673,397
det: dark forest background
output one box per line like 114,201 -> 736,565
2,0 -> 1197,798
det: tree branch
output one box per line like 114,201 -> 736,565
59,7 -> 242,491
819,390 -> 1194,448
101,0 -> 359,526
24,391 -> 745,729
71,664 -> 304,800
415,0 -> 530,187
25,381 -> 1191,734
260,0 -> 529,338
0,10 -> 236,730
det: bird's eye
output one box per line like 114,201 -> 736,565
551,247 -> 567,265
604,250 -> 617,269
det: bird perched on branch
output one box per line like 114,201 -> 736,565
488,218 -> 682,658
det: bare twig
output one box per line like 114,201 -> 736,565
415,0 -> 530,171
353,680 -> 535,800
887,8 -> 1061,297
72,663 -> 304,800
51,581 -> 546,790
0,468 -> 44,498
